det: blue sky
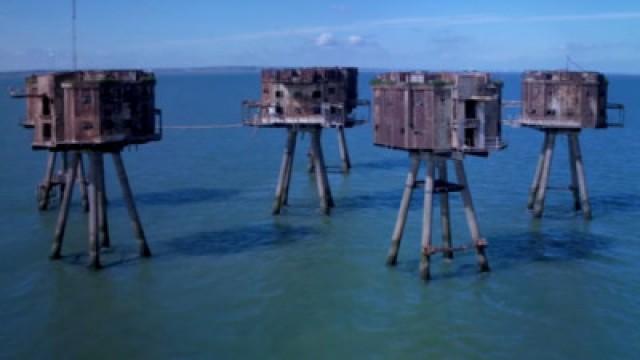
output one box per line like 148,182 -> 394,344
1,0 -> 639,72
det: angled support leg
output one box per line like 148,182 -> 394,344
337,126 -> 351,173
570,133 -> 592,220
419,154 -> 436,281
568,133 -> 581,211
113,152 -> 152,257
533,130 -> 557,218
307,146 -> 315,173
87,152 -> 101,270
96,154 -> 111,248
273,128 -> 297,214
528,133 -> 549,209
282,130 -> 298,206
386,152 -> 420,266
438,158 -> 453,260
58,152 -> 69,202
77,154 -> 89,212
282,130 -> 298,205
50,153 -> 80,260
310,128 -> 333,214
38,152 -> 58,210
454,158 -> 490,273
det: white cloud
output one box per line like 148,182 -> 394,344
347,35 -> 364,46
315,32 -> 335,47
157,11 -> 640,49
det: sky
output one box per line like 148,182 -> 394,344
1,0 -> 640,73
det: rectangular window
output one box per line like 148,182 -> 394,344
464,128 -> 475,147
465,100 -> 477,119
42,123 -> 52,140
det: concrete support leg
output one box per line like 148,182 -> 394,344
77,155 -> 89,212
337,126 -> 351,173
419,155 -> 435,280
386,152 -> 420,266
273,129 -> 297,214
533,131 -> 557,218
311,128 -> 333,214
568,133 -> 582,211
282,130 -> 297,205
113,152 -> 152,257
38,152 -> 57,210
307,146 -> 315,173
58,152 -> 69,201
528,133 -> 549,209
570,133 -> 592,220
50,153 -> 80,260
454,159 -> 490,272
87,152 -> 101,270
96,154 -> 111,248
438,159 -> 453,260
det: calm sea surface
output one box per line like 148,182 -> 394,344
0,71 -> 639,359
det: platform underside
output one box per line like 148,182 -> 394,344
245,119 -> 366,129
372,144 -> 491,158
32,136 -> 161,152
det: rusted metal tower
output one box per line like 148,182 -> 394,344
243,67 -> 369,215
517,71 -> 624,219
12,75 -> 90,211
16,70 -> 162,269
373,71 -> 505,280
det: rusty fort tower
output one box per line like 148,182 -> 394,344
17,70 -> 162,269
518,71 -> 624,219
243,67 -> 369,215
13,75 -> 90,211
373,71 -> 505,280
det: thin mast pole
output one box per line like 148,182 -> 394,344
72,0 -> 77,70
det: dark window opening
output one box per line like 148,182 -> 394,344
313,106 -> 322,115
103,120 -> 115,130
465,129 -> 475,147
312,90 -> 322,99
328,87 -> 336,95
42,123 -> 51,140
275,104 -> 283,115
82,122 -> 94,131
330,106 -> 338,114
465,100 -> 477,119
275,90 -> 283,98
546,109 -> 556,116
41,96 -> 51,117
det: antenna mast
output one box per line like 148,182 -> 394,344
72,0 -> 77,70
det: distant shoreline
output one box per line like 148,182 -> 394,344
1,66 -> 639,77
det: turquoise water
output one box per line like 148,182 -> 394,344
0,71 -> 639,359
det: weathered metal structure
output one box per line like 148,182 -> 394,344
518,70 -> 624,219
372,71 -> 504,280
373,71 -> 505,155
25,71 -> 160,148
15,70 -> 162,269
243,67 -> 369,215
